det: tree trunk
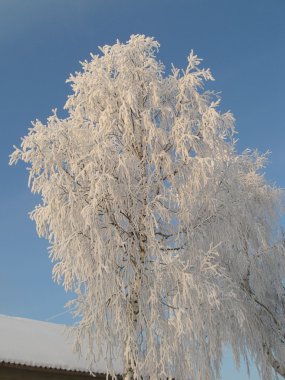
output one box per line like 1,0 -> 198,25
123,362 -> 134,380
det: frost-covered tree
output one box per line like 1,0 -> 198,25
10,35 -> 285,380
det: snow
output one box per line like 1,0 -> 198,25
0,314 -> 123,374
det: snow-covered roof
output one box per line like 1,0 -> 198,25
0,314 -> 123,374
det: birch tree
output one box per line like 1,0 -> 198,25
10,35 -> 285,380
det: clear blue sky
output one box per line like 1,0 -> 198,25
0,1 -> 284,379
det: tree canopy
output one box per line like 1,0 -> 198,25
10,35 -> 285,380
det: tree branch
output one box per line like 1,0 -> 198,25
263,343 -> 285,378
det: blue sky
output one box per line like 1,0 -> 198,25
0,1 -> 284,379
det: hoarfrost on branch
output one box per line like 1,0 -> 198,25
10,35 -> 285,380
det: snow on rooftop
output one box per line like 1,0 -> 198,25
0,314 -> 123,374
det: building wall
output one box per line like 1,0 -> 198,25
0,363 -> 118,380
